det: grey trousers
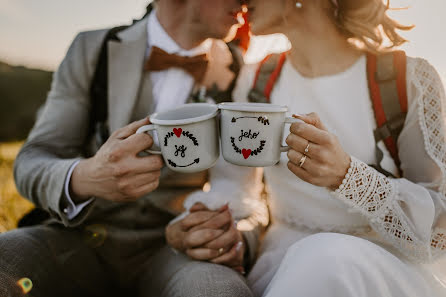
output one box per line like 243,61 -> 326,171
0,216 -> 253,297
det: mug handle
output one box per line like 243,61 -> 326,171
280,117 -> 301,152
136,125 -> 162,155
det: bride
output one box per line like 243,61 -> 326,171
168,0 -> 446,296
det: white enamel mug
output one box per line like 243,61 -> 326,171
136,103 -> 220,173
218,102 -> 299,167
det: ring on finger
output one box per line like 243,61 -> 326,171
304,142 -> 310,154
218,247 -> 224,255
299,155 -> 307,168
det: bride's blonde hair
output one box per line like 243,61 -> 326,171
335,0 -> 413,53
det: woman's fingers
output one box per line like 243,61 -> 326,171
285,133 -> 319,159
232,266 -> 246,275
289,121 -> 331,145
287,149 -> 312,171
293,113 -> 327,131
287,160 -> 314,185
186,248 -> 220,261
211,241 -> 244,266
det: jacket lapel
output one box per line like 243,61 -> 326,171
108,17 -> 149,133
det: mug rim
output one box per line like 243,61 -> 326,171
150,103 -> 218,126
218,102 -> 288,113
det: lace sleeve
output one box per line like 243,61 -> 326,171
332,58 -> 446,263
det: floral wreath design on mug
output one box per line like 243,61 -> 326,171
230,116 -> 270,159
164,128 -> 200,167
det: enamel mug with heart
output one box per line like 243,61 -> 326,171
218,102 -> 299,167
136,103 -> 219,173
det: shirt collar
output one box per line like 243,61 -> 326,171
147,9 -> 212,57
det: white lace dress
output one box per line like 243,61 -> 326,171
182,54 -> 446,297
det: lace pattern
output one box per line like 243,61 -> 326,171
331,58 -> 446,262
411,58 -> 446,195
334,158 -> 395,216
411,58 -> 446,259
333,157 -> 430,261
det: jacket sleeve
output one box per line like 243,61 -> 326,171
13,30 -> 107,227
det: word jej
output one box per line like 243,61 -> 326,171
174,145 -> 187,158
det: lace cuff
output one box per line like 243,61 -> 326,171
329,58 -> 446,262
431,228 -> 446,259
333,156 -> 396,217
332,157 -> 429,261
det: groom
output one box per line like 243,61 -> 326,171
0,0 -> 266,296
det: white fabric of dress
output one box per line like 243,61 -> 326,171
182,54 -> 446,296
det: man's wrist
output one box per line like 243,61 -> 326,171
165,222 -> 185,251
70,158 -> 93,203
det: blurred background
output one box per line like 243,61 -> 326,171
0,0 -> 445,232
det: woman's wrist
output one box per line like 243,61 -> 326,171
329,153 -> 352,191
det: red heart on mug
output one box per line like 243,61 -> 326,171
242,149 -> 252,159
173,128 -> 182,138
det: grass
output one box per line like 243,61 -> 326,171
0,142 -> 34,233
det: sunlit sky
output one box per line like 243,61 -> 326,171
0,0 -> 445,78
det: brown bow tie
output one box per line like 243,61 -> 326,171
144,46 -> 209,83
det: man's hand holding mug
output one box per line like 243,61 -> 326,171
70,118 -> 163,203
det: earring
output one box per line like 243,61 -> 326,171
295,1 -> 303,8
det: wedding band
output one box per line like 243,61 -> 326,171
299,155 -> 307,168
304,142 -> 310,154
218,247 -> 224,255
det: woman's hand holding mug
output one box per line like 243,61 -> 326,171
285,113 -> 351,190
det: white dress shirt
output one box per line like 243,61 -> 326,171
62,9 -> 212,219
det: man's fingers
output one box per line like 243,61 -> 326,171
112,118 -> 150,139
190,202 -> 208,213
110,155 -> 164,177
132,180 -> 160,198
189,210 -> 232,232
186,248 -> 219,261
117,179 -> 160,202
124,155 -> 164,175
183,229 -> 224,249
119,171 -> 161,189
180,211 -> 220,231
122,132 -> 155,154
190,203 -> 228,213
204,223 -> 238,249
